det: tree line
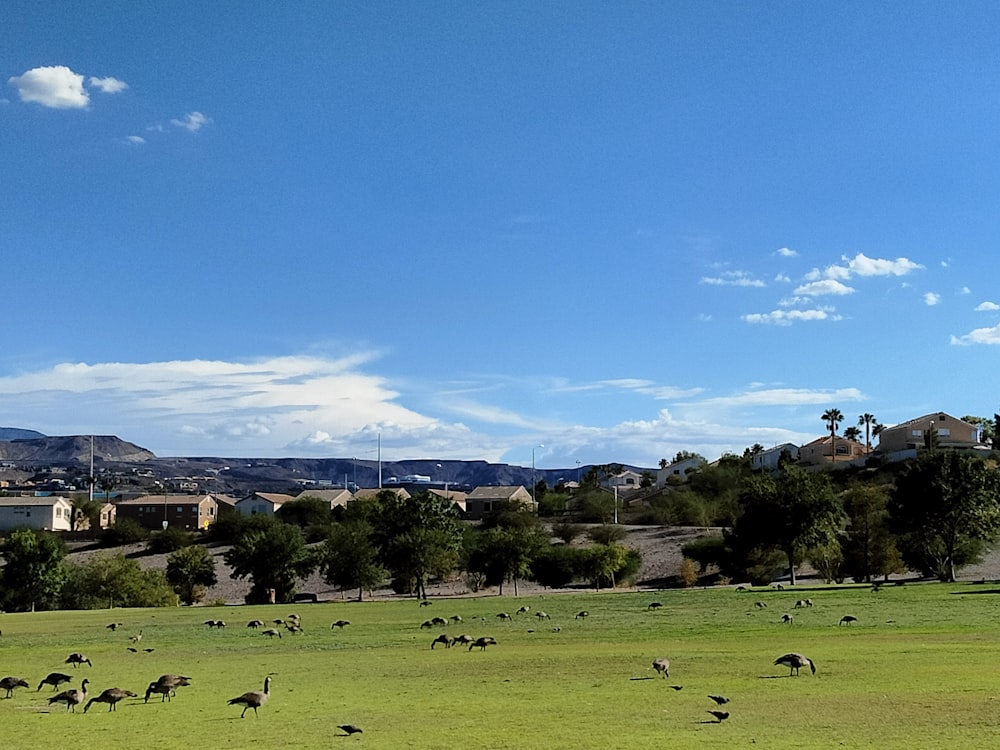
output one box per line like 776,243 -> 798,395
679,450 -> 1000,585
0,490 -> 643,611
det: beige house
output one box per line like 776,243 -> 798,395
0,495 -> 73,532
116,493 -> 221,531
234,492 -> 296,517
876,412 -> 984,455
463,485 -> 535,520
297,488 -> 354,509
798,435 -> 866,467
429,488 -> 467,514
353,487 -> 411,501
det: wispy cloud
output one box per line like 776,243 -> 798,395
924,292 -> 941,306
805,252 -> 924,281
124,135 -> 146,145
951,323 -> 1000,346
775,247 -> 798,257
697,386 -> 865,408
742,308 -> 840,325
700,270 -> 766,288
793,279 -> 855,297
170,111 -> 212,132
975,301 -> 999,312
88,76 -> 128,94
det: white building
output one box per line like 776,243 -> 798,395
0,495 -> 73,532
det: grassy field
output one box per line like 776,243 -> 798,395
2,582 -> 1000,749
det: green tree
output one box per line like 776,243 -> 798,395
61,553 -> 178,609
318,520 -> 386,601
889,452 -> 1000,582
0,529 -> 67,611
822,408 -> 844,461
858,413 -> 879,453
844,426 -> 862,443
223,517 -> 316,603
729,466 -> 842,585
166,545 -> 218,604
276,495 -> 333,529
673,451 -> 706,464
372,491 -> 463,599
842,484 -> 901,583
466,524 -> 549,595
70,495 -> 103,532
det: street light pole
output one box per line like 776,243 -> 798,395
531,445 -> 544,507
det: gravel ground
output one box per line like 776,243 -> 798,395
66,525 -> 1000,606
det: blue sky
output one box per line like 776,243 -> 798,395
3,2 -> 999,468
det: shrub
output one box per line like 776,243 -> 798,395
587,524 -> 627,545
101,518 -> 149,547
679,557 -> 699,587
61,553 -> 178,609
531,545 -> 585,588
681,535 -> 726,573
551,521 -> 584,544
148,526 -> 193,554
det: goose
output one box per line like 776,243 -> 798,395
338,724 -> 363,735
228,675 -> 271,718
85,687 -> 136,712
0,676 -> 29,698
38,673 -> 73,691
49,679 -> 89,712
774,652 -> 816,676
652,658 -> 670,678
708,695 -> 730,705
708,710 -> 730,723
65,652 -> 93,668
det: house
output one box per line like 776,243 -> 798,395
463,486 -> 535,520
353,487 -> 411,501
234,492 -> 296,517
429,488 -> 467,514
750,444 -> 800,473
657,457 -> 706,487
296,488 -> 354,510
0,495 -> 73,532
798,435 -> 866,467
875,412 -> 984,458
115,493 -> 221,531
603,470 -> 645,490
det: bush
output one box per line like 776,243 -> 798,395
148,526 -> 193,554
101,518 -> 149,547
531,545 -> 585,588
587,524 -> 627,545
681,535 -> 726,573
679,557 -> 699,587
61,553 -> 178,609
551,521 -> 584,544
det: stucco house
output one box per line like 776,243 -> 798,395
798,435 -> 866,467
296,488 -> 354,510
657,457 -> 706,486
463,485 -> 535,520
429,488 -> 467,514
115,493 -> 221,531
0,495 -> 73,532
750,443 -> 800,472
875,412 -> 984,457
234,492 -> 296,517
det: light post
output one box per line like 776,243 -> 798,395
352,456 -> 358,491
531,445 -> 544,507
576,460 -> 581,486
436,463 -> 449,499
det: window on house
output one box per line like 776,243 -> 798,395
937,428 -> 950,438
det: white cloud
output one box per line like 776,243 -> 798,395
951,323 -> 1000,346
742,308 -> 839,326
774,274 -> 791,283
924,292 -> 941,306
793,279 -> 855,297
807,252 -> 924,282
8,65 -> 88,109
700,271 -> 766,288
698,386 -> 865,408
960,286 -> 971,295
171,111 -> 211,132
776,247 -> 798,257
975,301 -> 1000,311
125,135 -> 146,145
88,76 -> 128,94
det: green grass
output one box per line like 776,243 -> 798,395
2,583 -> 1000,748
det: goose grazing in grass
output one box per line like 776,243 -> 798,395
774,652 -> 816,676
652,658 -> 670,678
228,675 -> 271,718
0,677 -> 29,698
708,695 -> 730,705
49,679 -> 89,712
65,652 -> 93,668
708,710 -> 730,723
85,687 -> 136,712
338,724 -> 363,735
38,673 -> 73,691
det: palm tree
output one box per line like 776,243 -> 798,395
822,408 -> 844,462
844,426 -> 862,443
858,413 -> 878,453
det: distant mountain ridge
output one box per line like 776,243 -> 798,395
0,427 -> 47,441
0,434 -> 155,463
